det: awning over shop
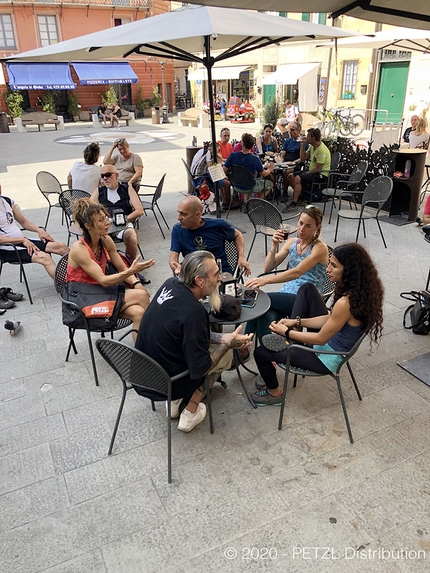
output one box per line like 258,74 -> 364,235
6,62 -> 76,90
262,62 -> 320,112
188,66 -> 250,81
72,62 -> 138,85
262,63 -> 319,86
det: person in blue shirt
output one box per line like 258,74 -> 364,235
169,196 -> 251,277
280,121 -> 307,196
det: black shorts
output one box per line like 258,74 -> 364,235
299,171 -> 327,191
0,239 -> 47,263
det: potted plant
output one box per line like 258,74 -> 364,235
135,85 -> 152,118
41,91 -> 56,114
151,86 -> 162,110
4,90 -> 24,122
102,86 -> 118,106
342,90 -> 354,100
67,91 -> 80,121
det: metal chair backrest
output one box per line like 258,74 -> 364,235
181,158 -> 198,189
330,151 -> 342,171
151,174 -> 166,206
228,164 -> 255,191
96,338 -> 171,398
332,331 -> 367,374
54,253 -> 69,298
224,239 -> 239,277
36,171 -> 62,196
322,245 -> 336,302
245,198 -> 283,230
59,189 -> 91,223
347,161 -> 368,188
362,176 -> 393,208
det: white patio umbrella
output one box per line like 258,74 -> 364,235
317,27 -> 430,52
181,1 -> 430,31
5,5 -> 354,215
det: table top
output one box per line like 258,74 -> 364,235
208,288 -> 270,326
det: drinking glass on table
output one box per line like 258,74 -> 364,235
279,223 -> 291,240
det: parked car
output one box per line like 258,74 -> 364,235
227,97 -> 255,121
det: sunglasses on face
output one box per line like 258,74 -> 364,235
116,138 -> 125,144
101,172 -> 115,179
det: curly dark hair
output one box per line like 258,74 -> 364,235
332,243 -> 384,344
73,197 -> 109,244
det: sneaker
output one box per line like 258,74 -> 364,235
0,298 -> 15,310
262,333 -> 289,352
282,203 -> 298,213
166,398 -> 183,419
253,388 -> 283,406
137,274 -> 151,285
254,375 -> 266,391
178,402 -> 207,432
0,287 -> 23,302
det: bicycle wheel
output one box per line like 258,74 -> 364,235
323,120 -> 337,138
339,120 -> 351,137
349,114 -> 365,137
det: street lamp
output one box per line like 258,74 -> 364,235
157,59 -> 170,124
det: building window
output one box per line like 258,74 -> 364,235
302,13 -> 310,22
0,14 -> 16,49
114,18 -> 131,26
341,60 -> 358,98
37,15 -> 59,46
318,13 -> 327,25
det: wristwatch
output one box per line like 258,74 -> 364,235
296,316 -> 302,329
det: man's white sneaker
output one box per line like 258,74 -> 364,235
166,398 -> 183,419
177,403 -> 206,433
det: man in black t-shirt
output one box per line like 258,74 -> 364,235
135,251 -> 253,433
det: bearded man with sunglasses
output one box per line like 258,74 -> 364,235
91,166 -> 149,281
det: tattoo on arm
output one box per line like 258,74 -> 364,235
210,333 -> 223,343
210,342 -> 230,368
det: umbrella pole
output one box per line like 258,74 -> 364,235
204,35 -> 221,218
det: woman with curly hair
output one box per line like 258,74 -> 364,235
252,243 -> 384,406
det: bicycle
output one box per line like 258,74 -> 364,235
318,107 -> 365,138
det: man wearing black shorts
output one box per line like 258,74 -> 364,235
0,191 -> 69,278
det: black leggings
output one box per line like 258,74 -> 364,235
254,283 -> 331,390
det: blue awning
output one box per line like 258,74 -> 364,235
6,63 -> 76,90
72,62 -> 138,85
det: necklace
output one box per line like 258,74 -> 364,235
91,240 -> 101,260
297,239 -> 313,255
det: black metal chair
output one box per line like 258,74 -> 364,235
225,164 -> 257,218
306,151 -> 342,204
245,198 -> 283,259
276,332 -> 367,443
58,189 -> 91,245
54,253 -> 132,387
334,176 -> 393,248
138,174 -> 169,239
0,243 -> 34,304
95,338 -> 214,483
36,170 -> 67,229
323,161 -> 368,224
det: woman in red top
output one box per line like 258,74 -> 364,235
67,198 -> 155,334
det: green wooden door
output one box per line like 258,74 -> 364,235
263,84 -> 276,106
375,62 -> 409,123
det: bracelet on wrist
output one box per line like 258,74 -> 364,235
132,280 -> 141,288
269,249 -> 276,255
296,316 -> 302,329
284,327 -> 290,340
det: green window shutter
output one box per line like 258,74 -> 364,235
279,12 -> 287,18
302,13 -> 310,22
318,13 -> 327,25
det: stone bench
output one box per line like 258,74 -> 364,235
177,108 -> 208,128
91,108 -> 135,128
16,112 -> 64,132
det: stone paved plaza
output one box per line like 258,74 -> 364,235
0,118 -> 430,572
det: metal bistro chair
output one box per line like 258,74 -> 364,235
276,332 -> 367,443
137,174 -> 170,239
334,176 -> 393,248
54,253 -> 132,387
36,171 -> 68,229
245,198 -> 284,259
95,338 -> 214,483
58,189 -> 91,245
306,151 -> 342,204
323,161 -> 368,224
0,243 -> 34,304
225,164 -> 258,218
